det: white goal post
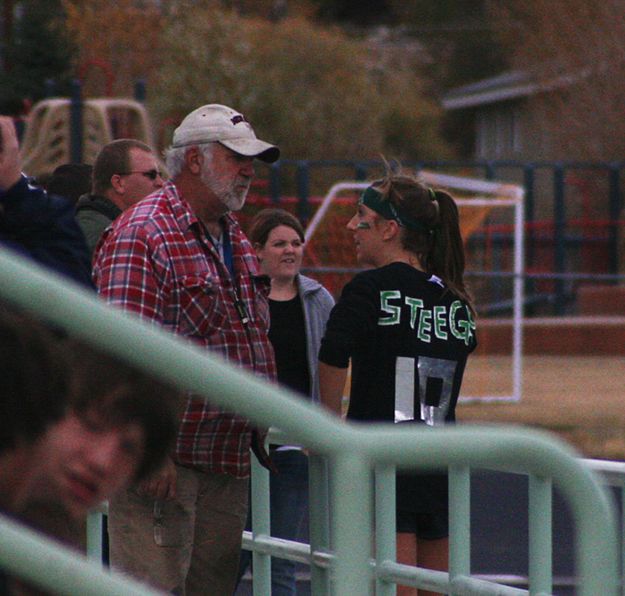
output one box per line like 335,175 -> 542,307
305,171 -> 525,403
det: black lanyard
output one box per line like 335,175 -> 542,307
221,227 -> 234,279
203,222 -> 249,325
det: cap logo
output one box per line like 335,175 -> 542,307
231,115 -> 247,126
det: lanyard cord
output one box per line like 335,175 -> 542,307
201,221 -> 250,325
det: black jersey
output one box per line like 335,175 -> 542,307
319,262 -> 476,425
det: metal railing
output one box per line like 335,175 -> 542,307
0,245 -> 620,595
242,439 -> 625,595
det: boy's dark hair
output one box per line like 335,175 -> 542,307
0,302 -> 177,480
69,342 -> 179,481
0,305 -> 69,451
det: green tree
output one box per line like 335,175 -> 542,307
312,0 -> 509,90
313,0 -> 394,26
152,6 -> 450,163
0,0 -> 76,112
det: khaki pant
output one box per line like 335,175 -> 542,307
108,464 -> 248,596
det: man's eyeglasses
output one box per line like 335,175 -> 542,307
117,169 -> 162,180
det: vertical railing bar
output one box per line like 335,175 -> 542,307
621,480 -> 625,596
86,510 -> 104,565
553,164 -> 567,315
375,464 -> 397,596
449,465 -> 471,594
528,474 -> 553,594
608,164 -> 622,276
512,194 -> 525,402
309,453 -> 331,595
69,79 -> 83,164
332,453 -> 373,595
251,453 -> 271,595
296,160 -> 310,225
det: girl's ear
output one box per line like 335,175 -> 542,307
381,219 -> 400,242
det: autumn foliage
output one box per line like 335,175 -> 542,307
61,2 -> 450,161
62,0 -> 164,97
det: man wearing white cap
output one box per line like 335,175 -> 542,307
93,104 -> 280,595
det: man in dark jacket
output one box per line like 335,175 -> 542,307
75,139 -> 164,255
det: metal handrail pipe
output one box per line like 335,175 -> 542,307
241,533 -> 312,565
0,515 -> 161,596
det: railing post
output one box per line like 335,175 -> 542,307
86,510 -> 104,565
355,162 -> 368,181
69,79 -> 83,164
269,161 -> 282,204
251,453 -> 271,595
449,466 -> 471,595
375,464 -> 396,596
44,78 -> 56,98
134,79 -> 146,102
523,165 -> 536,315
296,160 -> 310,225
309,453 -> 331,595
608,164 -> 622,277
529,474 -> 552,594
331,453 -> 373,595
553,164 -> 567,315
621,480 -> 625,596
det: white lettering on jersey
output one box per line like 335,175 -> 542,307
378,291 -> 476,346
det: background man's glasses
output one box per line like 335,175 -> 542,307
117,169 -> 162,180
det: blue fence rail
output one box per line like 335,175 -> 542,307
15,84 -> 625,315
259,159 -> 625,316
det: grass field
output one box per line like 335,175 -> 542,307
458,355 -> 625,460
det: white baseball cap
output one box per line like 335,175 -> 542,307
172,104 -> 280,163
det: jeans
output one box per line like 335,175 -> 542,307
239,449 -> 309,596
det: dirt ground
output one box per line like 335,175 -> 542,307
457,355 -> 625,461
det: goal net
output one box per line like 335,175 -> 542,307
304,170 -> 525,403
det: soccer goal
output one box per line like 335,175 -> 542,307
304,170 -> 525,403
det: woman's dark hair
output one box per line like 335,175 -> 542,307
373,167 -> 474,312
248,208 -> 305,247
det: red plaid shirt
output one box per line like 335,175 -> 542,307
92,181 -> 276,478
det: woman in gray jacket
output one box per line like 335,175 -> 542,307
242,207 -> 334,596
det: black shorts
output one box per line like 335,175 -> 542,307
395,471 -> 449,540
396,509 -> 449,540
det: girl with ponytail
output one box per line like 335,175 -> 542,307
319,166 -> 477,596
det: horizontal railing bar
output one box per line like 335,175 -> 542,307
376,561 -> 530,595
241,533 -> 314,566
0,515 -> 161,596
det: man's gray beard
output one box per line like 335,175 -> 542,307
201,167 -> 249,212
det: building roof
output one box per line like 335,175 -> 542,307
442,68 -> 583,111
441,70 -> 539,110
